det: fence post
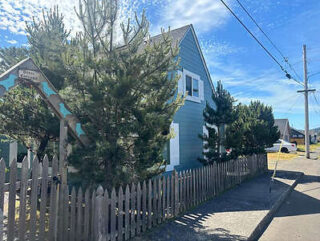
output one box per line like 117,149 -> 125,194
264,153 -> 268,171
95,185 -> 106,241
0,209 -> 2,241
173,170 -> 179,216
0,159 -> 5,213
7,159 -> 17,241
118,186 -> 124,241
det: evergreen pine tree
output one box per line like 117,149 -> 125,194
225,101 -> 280,157
62,0 -> 183,187
0,47 -> 29,73
199,80 -> 236,164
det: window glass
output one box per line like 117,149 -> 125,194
193,78 -> 199,97
186,75 -> 192,96
275,140 -> 281,143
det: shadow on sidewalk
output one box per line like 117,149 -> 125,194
133,172 -> 303,241
274,175 -> 320,218
134,209 -> 247,241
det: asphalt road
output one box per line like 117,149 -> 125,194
260,149 -> 320,241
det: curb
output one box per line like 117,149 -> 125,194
247,172 -> 304,241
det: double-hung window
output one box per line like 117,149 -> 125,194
185,75 -> 199,97
178,69 -> 204,103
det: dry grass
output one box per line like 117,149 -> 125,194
297,143 -> 320,152
267,152 -> 299,161
267,143 -> 320,169
267,151 -> 303,170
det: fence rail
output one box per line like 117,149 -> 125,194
0,153 -> 267,241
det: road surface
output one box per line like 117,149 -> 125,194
260,149 -> 320,241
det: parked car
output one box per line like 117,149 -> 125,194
266,139 -> 297,153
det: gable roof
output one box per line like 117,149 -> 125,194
142,24 -> 215,93
274,119 -> 290,137
149,25 -> 190,47
187,25 -> 215,93
290,127 -> 305,137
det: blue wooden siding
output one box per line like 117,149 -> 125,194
173,28 -> 216,171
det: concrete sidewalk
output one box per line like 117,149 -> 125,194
260,150 -> 320,241
133,171 -> 301,241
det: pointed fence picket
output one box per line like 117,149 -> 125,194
136,183 -> 141,234
7,159 -> 17,241
0,153 -> 266,240
141,181 -> 147,233
39,156 -> 49,240
18,157 -> 28,241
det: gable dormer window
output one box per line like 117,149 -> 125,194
178,69 -> 204,103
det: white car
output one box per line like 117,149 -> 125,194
266,139 -> 297,153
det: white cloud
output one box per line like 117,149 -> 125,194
152,0 -> 231,34
21,43 -> 30,47
0,0 -> 80,35
0,0 -> 141,38
213,64 -> 307,114
0,0 -> 232,41
6,39 -> 18,44
201,39 -> 241,57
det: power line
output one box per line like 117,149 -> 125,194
310,93 -> 320,118
312,92 -> 320,110
309,71 -> 320,79
235,0 -> 303,82
287,94 -> 302,113
219,0 -> 304,86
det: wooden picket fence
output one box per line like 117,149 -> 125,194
0,153 -> 267,241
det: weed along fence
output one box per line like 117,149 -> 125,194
0,153 -> 267,241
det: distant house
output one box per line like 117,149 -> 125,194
147,25 -> 216,171
309,128 -> 319,143
290,128 -> 305,145
0,136 -> 10,162
290,128 -> 315,145
0,136 -> 30,168
274,119 -> 290,142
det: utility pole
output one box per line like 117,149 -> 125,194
298,45 -> 316,159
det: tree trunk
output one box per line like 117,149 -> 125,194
217,125 -> 221,158
37,136 -> 49,160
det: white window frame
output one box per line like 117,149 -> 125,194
178,69 -> 204,103
162,123 -> 180,172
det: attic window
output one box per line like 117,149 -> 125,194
185,75 -> 199,97
177,69 -> 204,103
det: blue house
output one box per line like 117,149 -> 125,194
150,25 -> 216,171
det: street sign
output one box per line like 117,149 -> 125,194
19,69 -> 41,83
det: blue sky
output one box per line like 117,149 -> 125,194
1,0 -> 320,130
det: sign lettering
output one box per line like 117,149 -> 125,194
19,69 -> 41,82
